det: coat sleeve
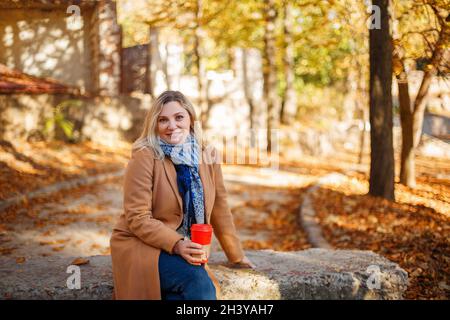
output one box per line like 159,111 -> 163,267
123,147 -> 183,254
209,148 -> 245,263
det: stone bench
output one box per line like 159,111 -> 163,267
0,249 -> 408,300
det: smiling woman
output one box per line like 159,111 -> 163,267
109,90 -> 255,300
131,90 -> 205,160
157,102 -> 191,145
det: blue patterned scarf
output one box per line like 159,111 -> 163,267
158,133 -> 205,238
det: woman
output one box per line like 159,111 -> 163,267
110,90 -> 255,300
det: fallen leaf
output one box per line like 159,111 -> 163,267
71,258 -> 89,266
16,257 -> 26,264
39,240 -> 57,246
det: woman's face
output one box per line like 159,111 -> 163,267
157,101 -> 191,144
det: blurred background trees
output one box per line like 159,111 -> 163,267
115,0 -> 449,200
1,0 -> 448,201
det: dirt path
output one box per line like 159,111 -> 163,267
0,165 -> 316,261
0,179 -> 122,259
211,165 -> 315,252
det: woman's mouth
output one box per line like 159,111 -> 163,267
165,130 -> 184,143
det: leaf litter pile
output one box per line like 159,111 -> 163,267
311,171 -> 449,300
0,139 -> 130,200
273,145 -> 449,300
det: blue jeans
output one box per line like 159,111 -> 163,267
158,251 -> 216,300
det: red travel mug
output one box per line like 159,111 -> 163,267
190,224 -> 213,263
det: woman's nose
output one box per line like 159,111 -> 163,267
168,120 -> 178,129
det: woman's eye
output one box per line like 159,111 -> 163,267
159,118 -> 168,123
176,115 -> 184,120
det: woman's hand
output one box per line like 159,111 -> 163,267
173,239 -> 205,266
228,255 -> 256,269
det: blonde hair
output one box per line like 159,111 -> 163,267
132,90 -> 207,159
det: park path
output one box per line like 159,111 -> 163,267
0,165 -> 317,261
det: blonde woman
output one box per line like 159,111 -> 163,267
110,90 -> 254,300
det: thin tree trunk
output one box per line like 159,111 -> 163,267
262,0 -> 278,152
396,12 -> 448,187
369,0 -> 395,201
392,6 -> 416,187
412,27 -> 447,148
355,56 -> 368,165
279,2 -> 287,125
358,105 -> 368,165
194,0 -> 208,129
204,77 -> 213,127
162,42 -> 171,90
193,30 -> 205,127
242,48 -> 256,147
279,0 -> 296,125
397,68 -> 416,187
146,27 -> 159,98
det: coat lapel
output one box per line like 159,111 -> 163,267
161,151 -> 211,222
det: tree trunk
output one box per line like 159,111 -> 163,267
358,101 -> 368,165
397,70 -> 416,187
356,56 -> 368,165
146,27 -> 160,98
396,14 -> 448,187
368,0 -> 395,201
262,0 -> 278,153
411,25 -> 447,148
204,77 -> 213,129
279,0 -> 296,125
194,0 -> 208,129
161,42 -> 171,90
242,48 -> 256,147
193,30 -> 205,128
392,6 -> 416,188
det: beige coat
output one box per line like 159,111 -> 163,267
109,145 -> 245,300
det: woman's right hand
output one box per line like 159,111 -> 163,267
173,239 -> 205,266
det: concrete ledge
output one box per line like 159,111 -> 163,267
0,249 -> 408,300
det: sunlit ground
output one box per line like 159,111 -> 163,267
0,138 -> 448,299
